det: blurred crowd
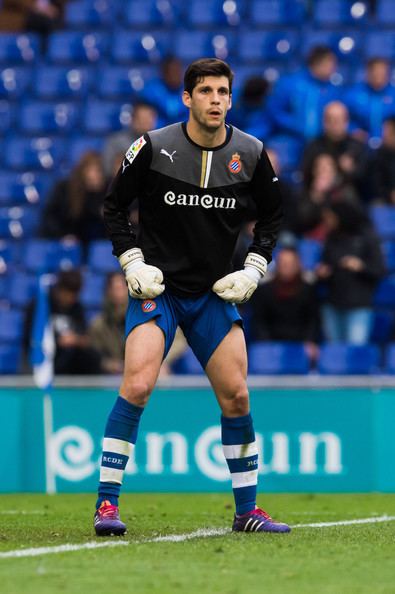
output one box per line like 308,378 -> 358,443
10,33 -> 394,374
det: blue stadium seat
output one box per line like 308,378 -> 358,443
68,137 -> 104,167
0,67 -> 32,98
95,65 -> 158,98
0,240 -> 22,273
0,309 -> 24,343
250,0 -> 306,26
186,0 -> 244,27
318,344 -> 380,375
266,135 -> 301,172
376,0 -> 395,26
364,31 -> 395,59
124,0 -> 180,27
7,272 -> 38,308
18,101 -> 79,135
0,100 -> 14,133
80,271 -> 106,309
0,171 -> 53,207
82,101 -> 131,134
371,310 -> 394,344
33,66 -> 93,99
111,31 -> 171,64
381,240 -> 395,272
0,344 -> 21,374
0,206 -> 39,239
4,137 -> 65,171
47,31 -> 109,63
374,276 -> 395,307
87,240 -> 119,273
0,33 -> 40,64
64,0 -> 114,28
24,240 -> 82,273
313,0 -> 369,27
302,30 -> 363,64
370,206 -> 395,239
248,342 -> 310,374
384,343 -> 395,373
172,347 -> 204,375
175,30 -> 236,62
298,239 -> 323,271
239,30 -> 299,62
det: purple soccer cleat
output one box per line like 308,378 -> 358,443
232,507 -> 291,533
94,500 -> 127,536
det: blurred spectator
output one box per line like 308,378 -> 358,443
296,153 -> 359,240
0,1 -> 64,39
345,58 -> 395,145
267,46 -> 338,144
89,272 -> 128,375
302,101 -> 370,199
266,147 -> 298,242
139,56 -> 188,126
316,202 -> 386,344
102,102 -> 158,177
250,248 -> 320,362
159,327 -> 189,377
25,270 -> 101,374
368,116 -> 395,204
229,75 -> 272,140
40,151 -> 107,246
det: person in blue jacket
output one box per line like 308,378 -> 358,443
345,57 -> 395,145
139,55 -> 188,126
267,46 -> 339,145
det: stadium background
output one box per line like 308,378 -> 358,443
0,0 -> 395,495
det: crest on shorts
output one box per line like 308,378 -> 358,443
141,300 -> 157,313
228,153 -> 242,174
125,135 -> 147,165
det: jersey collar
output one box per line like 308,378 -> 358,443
181,122 -> 233,151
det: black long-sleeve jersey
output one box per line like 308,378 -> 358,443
103,122 -> 283,297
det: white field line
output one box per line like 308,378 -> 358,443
1,515 -> 395,559
0,511 -> 46,515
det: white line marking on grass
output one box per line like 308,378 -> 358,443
148,528 -> 229,542
0,511 -> 46,515
1,515 -> 395,559
293,515 -> 395,529
0,540 -> 129,558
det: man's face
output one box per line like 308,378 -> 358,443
183,76 -> 232,132
324,102 -> 349,140
367,61 -> 389,90
132,106 -> 157,136
310,55 -> 337,81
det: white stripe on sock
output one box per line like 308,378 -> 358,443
102,438 -> 132,456
222,442 -> 258,460
231,470 -> 258,489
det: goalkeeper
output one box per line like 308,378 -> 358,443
94,58 -> 289,536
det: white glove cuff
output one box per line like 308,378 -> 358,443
244,252 -> 268,279
118,248 -> 144,272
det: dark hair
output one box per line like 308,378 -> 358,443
56,270 -> 82,293
384,115 -> 395,128
68,150 -> 104,218
184,58 -> 234,95
367,57 -> 389,68
307,45 -> 335,67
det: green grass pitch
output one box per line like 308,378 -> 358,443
1,493 -> 395,594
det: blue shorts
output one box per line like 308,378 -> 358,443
125,290 -> 242,369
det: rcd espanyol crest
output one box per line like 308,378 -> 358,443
228,152 -> 242,174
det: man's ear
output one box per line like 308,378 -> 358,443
182,90 -> 191,108
228,93 -> 232,111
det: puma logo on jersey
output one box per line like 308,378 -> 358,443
121,158 -> 130,174
160,149 -> 176,163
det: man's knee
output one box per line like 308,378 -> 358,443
220,383 -> 250,416
120,377 -> 154,407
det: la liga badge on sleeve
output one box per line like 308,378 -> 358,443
228,153 -> 242,174
125,135 -> 147,164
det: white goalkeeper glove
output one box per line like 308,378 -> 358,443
212,253 -> 267,304
118,248 -> 165,299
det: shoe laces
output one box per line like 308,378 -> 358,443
98,501 -> 119,519
254,508 -> 273,521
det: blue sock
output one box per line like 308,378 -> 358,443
221,413 -> 259,516
96,396 -> 144,509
